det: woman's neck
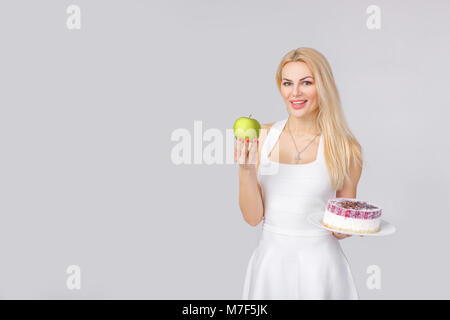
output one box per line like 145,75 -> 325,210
286,115 -> 320,136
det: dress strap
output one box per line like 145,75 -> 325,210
260,118 -> 288,163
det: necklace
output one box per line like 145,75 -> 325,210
287,121 -> 319,164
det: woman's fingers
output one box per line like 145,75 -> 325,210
234,138 -> 241,163
333,232 -> 352,239
248,139 -> 258,165
235,138 -> 243,164
238,138 -> 248,165
235,138 -> 258,167
240,139 -> 249,165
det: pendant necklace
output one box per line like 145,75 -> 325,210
287,121 -> 318,164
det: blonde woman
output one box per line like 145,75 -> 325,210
235,47 -> 362,299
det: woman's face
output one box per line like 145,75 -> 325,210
280,61 -> 318,118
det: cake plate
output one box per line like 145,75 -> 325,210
307,212 -> 396,237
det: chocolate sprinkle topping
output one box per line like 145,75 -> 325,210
337,200 -> 377,210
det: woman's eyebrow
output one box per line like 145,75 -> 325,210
282,76 -> 313,81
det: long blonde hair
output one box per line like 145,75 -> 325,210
275,47 -> 363,191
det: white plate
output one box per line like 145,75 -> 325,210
307,212 -> 396,237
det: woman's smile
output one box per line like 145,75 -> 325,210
290,99 -> 307,109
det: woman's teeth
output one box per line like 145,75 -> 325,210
290,100 -> 307,109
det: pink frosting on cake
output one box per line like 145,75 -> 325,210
327,198 -> 381,220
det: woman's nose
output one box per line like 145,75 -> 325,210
290,85 -> 303,97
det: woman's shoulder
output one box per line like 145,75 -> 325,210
261,122 -> 276,131
261,122 -> 276,129
259,122 -> 276,140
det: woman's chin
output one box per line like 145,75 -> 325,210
288,107 -> 307,116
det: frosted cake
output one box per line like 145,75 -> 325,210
322,198 -> 382,234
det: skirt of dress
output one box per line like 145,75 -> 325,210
242,228 -> 359,300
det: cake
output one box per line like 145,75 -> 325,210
322,198 -> 382,234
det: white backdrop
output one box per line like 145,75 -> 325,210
0,0 -> 449,299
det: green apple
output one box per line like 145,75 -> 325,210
233,114 -> 261,140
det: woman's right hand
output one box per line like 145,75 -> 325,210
234,138 -> 259,170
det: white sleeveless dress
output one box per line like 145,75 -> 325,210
241,118 -> 359,300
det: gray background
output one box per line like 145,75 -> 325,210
0,0 -> 449,299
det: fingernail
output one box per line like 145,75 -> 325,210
246,139 -> 249,143
238,138 -> 242,142
253,139 -> 257,143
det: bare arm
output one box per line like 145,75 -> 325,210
235,124 -> 273,226
238,166 -> 263,226
333,153 -> 363,239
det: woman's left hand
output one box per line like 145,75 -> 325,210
332,232 -> 352,240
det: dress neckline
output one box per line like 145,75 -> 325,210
266,118 -> 322,166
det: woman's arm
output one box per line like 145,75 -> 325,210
333,156 -> 363,239
335,156 -> 363,199
235,123 -> 273,226
238,167 -> 263,226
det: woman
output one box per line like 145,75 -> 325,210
235,47 -> 362,299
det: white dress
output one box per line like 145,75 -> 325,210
242,118 -> 359,300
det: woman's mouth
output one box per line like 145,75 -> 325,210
290,100 -> 307,109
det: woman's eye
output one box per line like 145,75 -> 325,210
283,81 -> 312,86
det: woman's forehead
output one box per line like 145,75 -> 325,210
282,62 -> 313,78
